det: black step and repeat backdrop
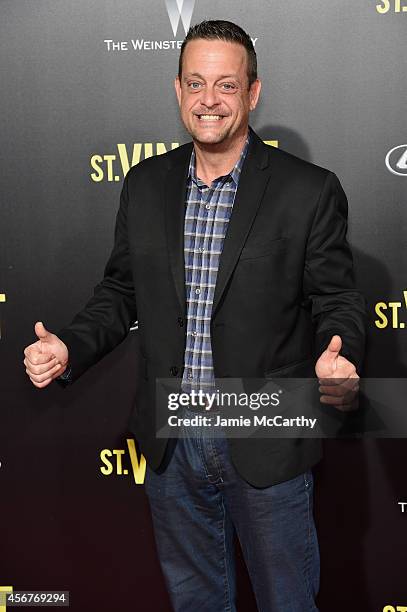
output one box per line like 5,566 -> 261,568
1,1 -> 406,611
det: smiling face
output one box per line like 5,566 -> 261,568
175,38 -> 261,149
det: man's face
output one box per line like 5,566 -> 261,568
175,39 -> 261,147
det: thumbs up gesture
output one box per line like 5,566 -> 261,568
315,335 -> 359,411
23,322 -> 69,388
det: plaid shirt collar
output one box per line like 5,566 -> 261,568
187,131 -> 251,187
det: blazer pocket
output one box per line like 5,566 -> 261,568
264,357 -> 314,378
239,236 -> 288,261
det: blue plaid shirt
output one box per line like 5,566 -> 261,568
182,134 -> 250,393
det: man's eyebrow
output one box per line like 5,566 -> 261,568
183,72 -> 205,80
183,73 -> 240,81
216,74 -> 240,80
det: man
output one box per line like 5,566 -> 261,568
24,20 -> 365,612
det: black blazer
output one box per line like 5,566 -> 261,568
58,127 -> 366,487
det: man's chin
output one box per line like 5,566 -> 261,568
188,129 -> 228,146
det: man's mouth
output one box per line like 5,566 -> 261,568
196,114 -> 224,121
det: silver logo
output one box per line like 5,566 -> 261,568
385,144 -> 407,177
165,0 -> 196,37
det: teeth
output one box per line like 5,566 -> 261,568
199,115 -> 222,121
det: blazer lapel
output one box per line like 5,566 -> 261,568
164,143 -> 193,315
212,132 -> 272,316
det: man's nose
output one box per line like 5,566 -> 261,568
199,85 -> 220,109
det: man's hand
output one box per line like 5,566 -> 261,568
315,335 -> 359,411
24,322 -> 69,388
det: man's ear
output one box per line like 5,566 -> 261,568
249,78 -> 262,111
174,76 -> 182,106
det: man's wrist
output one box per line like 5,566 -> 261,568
56,363 -> 72,385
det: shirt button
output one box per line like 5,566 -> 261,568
198,246 -> 205,253
195,287 -> 201,295
187,372 -> 193,380
205,204 -> 211,210
192,331 -> 198,337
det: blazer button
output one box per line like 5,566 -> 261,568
177,317 -> 184,327
170,366 -> 179,376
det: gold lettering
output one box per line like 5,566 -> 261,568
127,439 -> 146,484
143,143 -> 153,159
376,0 -> 390,12
375,302 -> 388,328
90,155 -> 104,182
117,143 -> 143,176
263,140 -> 279,148
104,155 -> 116,182
100,449 -> 113,475
112,449 -> 125,474
0,586 -> 13,612
388,302 -> 402,328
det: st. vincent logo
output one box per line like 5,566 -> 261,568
385,144 -> 407,177
90,139 -> 279,182
165,0 -> 196,37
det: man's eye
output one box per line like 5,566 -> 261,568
220,83 -> 236,91
188,82 -> 201,90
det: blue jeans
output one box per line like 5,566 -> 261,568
144,408 -> 320,612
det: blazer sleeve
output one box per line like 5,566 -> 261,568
303,171 -> 366,372
57,174 -> 137,383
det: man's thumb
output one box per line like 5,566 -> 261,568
326,335 -> 342,361
35,321 -> 52,342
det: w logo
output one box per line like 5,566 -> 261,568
165,0 -> 196,37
